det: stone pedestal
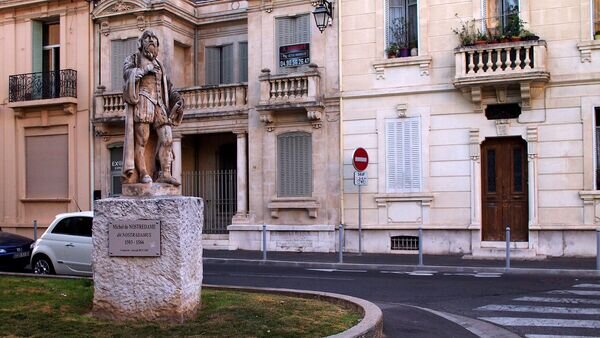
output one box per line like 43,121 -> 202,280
92,196 -> 203,322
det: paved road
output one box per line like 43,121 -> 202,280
204,263 -> 600,338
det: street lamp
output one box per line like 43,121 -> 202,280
312,0 -> 333,33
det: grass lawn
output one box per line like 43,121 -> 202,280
0,276 -> 361,337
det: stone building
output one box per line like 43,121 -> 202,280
340,0 -> 600,257
91,0 -> 341,251
0,0 -> 92,237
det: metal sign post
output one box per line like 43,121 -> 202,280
352,148 -> 369,256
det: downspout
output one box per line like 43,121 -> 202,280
338,0 -> 344,226
90,17 -> 99,209
194,25 -> 198,86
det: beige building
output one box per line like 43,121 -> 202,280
340,0 -> 600,257
92,0 -> 340,251
0,0 -> 93,237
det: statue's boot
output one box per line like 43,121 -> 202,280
157,174 -> 180,186
141,174 -> 153,184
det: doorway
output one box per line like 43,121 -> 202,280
481,136 -> 528,241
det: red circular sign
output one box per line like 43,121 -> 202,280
352,148 -> 369,171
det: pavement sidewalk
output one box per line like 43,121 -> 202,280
203,249 -> 600,277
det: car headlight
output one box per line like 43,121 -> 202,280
0,249 -> 6,254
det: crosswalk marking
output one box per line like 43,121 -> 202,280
573,283 -> 600,288
515,296 -> 600,305
479,317 -> 600,329
548,290 -> 600,296
477,304 -> 600,315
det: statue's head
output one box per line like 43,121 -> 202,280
138,30 -> 160,60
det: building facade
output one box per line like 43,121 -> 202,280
0,0 -> 92,237
91,0 -> 341,251
340,0 -> 600,257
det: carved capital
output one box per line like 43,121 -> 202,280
63,103 -> 76,115
396,103 -> 407,118
136,15 -> 145,31
259,111 -> 274,132
100,21 -> 110,36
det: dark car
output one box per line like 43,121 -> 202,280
0,231 -> 34,271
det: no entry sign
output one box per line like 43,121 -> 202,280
352,148 -> 369,172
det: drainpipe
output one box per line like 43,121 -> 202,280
89,10 -> 98,209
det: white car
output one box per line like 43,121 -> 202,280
31,211 -> 93,276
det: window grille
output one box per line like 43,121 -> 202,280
391,235 -> 419,250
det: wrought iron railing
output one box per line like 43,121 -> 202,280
182,169 -> 237,234
9,69 -> 77,103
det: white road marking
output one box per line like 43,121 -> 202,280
477,304 -> 600,315
305,268 -> 367,273
549,290 -> 600,296
443,273 -> 475,276
408,271 -> 435,276
525,335 -> 600,338
479,317 -> 600,329
474,272 -> 503,278
515,296 -> 600,305
573,283 -> 600,289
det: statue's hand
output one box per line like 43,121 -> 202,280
135,69 -> 144,80
145,63 -> 155,74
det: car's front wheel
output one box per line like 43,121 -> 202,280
32,255 -> 54,275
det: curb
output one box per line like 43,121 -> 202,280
203,257 -> 600,277
204,284 -> 384,338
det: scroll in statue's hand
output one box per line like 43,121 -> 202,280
170,100 -> 184,126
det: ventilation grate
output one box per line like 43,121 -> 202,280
391,235 -> 419,251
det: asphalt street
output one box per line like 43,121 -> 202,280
203,262 -> 600,338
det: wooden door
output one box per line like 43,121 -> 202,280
481,137 -> 528,241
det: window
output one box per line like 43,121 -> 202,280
52,217 -> 93,237
206,44 -> 234,85
484,0 -> 519,34
32,20 -> 60,98
595,108 -> 600,189
109,146 -> 123,196
239,42 -> 248,83
277,132 -> 312,197
110,38 -> 137,90
276,15 -> 311,73
26,134 -> 68,198
386,117 -> 421,192
386,0 -> 418,53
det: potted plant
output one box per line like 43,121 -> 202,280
474,31 -> 487,45
452,15 -> 478,47
504,10 -> 525,41
386,43 -> 399,58
595,30 -> 600,40
390,17 -> 410,57
520,29 -> 540,41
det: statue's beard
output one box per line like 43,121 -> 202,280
143,44 -> 157,60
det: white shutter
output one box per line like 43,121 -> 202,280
205,46 -> 221,85
278,132 -> 312,197
386,118 -> 421,192
221,44 -> 234,84
239,42 -> 248,83
111,38 -> 137,90
296,14 -> 311,44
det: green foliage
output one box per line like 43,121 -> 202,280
390,17 -> 409,48
0,276 -> 362,337
452,15 -> 479,47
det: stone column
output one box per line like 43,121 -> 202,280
172,134 -> 182,184
234,130 -> 248,216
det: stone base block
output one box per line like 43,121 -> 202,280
122,183 -> 181,197
92,196 -> 203,322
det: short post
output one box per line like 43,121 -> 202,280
505,225 -> 511,271
33,220 -> 38,241
338,223 -> 344,264
418,227 -> 423,266
596,228 -> 600,270
262,224 -> 267,261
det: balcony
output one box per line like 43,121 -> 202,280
94,83 -> 248,123
8,69 -> 78,115
453,40 -> 550,111
256,67 -> 324,130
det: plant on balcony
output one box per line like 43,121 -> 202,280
519,29 -> 540,41
595,30 -> 600,40
504,10 -> 525,40
452,15 -> 478,47
390,17 -> 410,57
385,43 -> 400,58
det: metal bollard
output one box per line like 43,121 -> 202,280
596,229 -> 600,271
418,227 -> 423,266
262,224 -> 267,261
33,220 -> 38,241
338,224 -> 344,263
505,225 -> 511,271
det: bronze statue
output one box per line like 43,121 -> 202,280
121,30 -> 184,186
